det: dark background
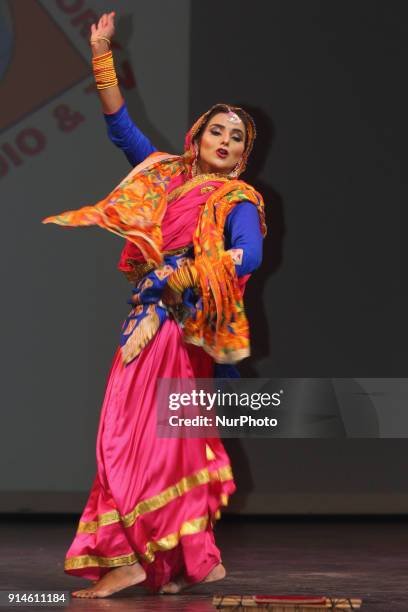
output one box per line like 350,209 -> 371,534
189,0 -> 408,513
1,0 -> 408,514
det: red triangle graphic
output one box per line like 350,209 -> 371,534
0,0 -> 90,132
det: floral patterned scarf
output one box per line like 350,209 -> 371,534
43,108 -> 267,363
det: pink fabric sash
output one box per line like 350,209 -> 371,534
118,176 -> 224,271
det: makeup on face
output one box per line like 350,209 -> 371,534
209,122 -> 245,144
198,112 -> 246,174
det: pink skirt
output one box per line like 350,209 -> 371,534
64,318 -> 236,591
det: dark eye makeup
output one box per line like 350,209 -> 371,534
209,128 -> 243,142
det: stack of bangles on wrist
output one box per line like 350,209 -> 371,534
166,264 -> 199,294
92,49 -> 118,90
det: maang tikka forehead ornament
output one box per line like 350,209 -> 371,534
183,103 -> 257,179
227,110 -> 241,124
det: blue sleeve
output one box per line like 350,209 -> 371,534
104,102 -> 157,166
224,201 -> 263,277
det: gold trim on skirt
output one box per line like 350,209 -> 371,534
65,515 -> 209,570
76,464 -> 233,535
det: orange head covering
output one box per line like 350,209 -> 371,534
183,103 -> 257,179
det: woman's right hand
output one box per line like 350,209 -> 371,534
90,11 -> 116,55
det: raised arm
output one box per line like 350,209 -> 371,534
90,12 -> 122,114
90,12 -> 156,166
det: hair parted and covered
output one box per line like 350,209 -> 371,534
183,103 -> 257,178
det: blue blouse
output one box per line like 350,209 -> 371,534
104,103 -> 263,277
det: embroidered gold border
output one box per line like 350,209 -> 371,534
78,510 -> 120,533
167,174 -> 228,203
64,551 -> 137,571
206,444 -> 216,461
65,515 -> 209,570
121,310 -> 160,365
142,514 -> 209,563
124,245 -> 193,284
77,464 -> 233,535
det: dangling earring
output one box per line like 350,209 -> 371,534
229,158 -> 243,179
192,142 -> 199,177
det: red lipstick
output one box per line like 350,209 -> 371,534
216,148 -> 228,159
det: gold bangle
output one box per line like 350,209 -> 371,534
90,36 -> 111,47
96,81 -> 118,90
166,264 -> 198,294
92,49 -> 118,90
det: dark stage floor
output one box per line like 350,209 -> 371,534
1,516 -> 407,611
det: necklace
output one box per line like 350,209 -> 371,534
167,172 -> 229,203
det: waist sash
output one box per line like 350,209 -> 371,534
120,247 -> 194,365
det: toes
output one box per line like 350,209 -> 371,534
160,581 -> 180,594
72,590 -> 97,598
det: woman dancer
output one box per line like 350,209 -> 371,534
43,11 -> 266,599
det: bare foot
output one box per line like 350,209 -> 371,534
72,563 -> 146,598
160,563 -> 226,594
